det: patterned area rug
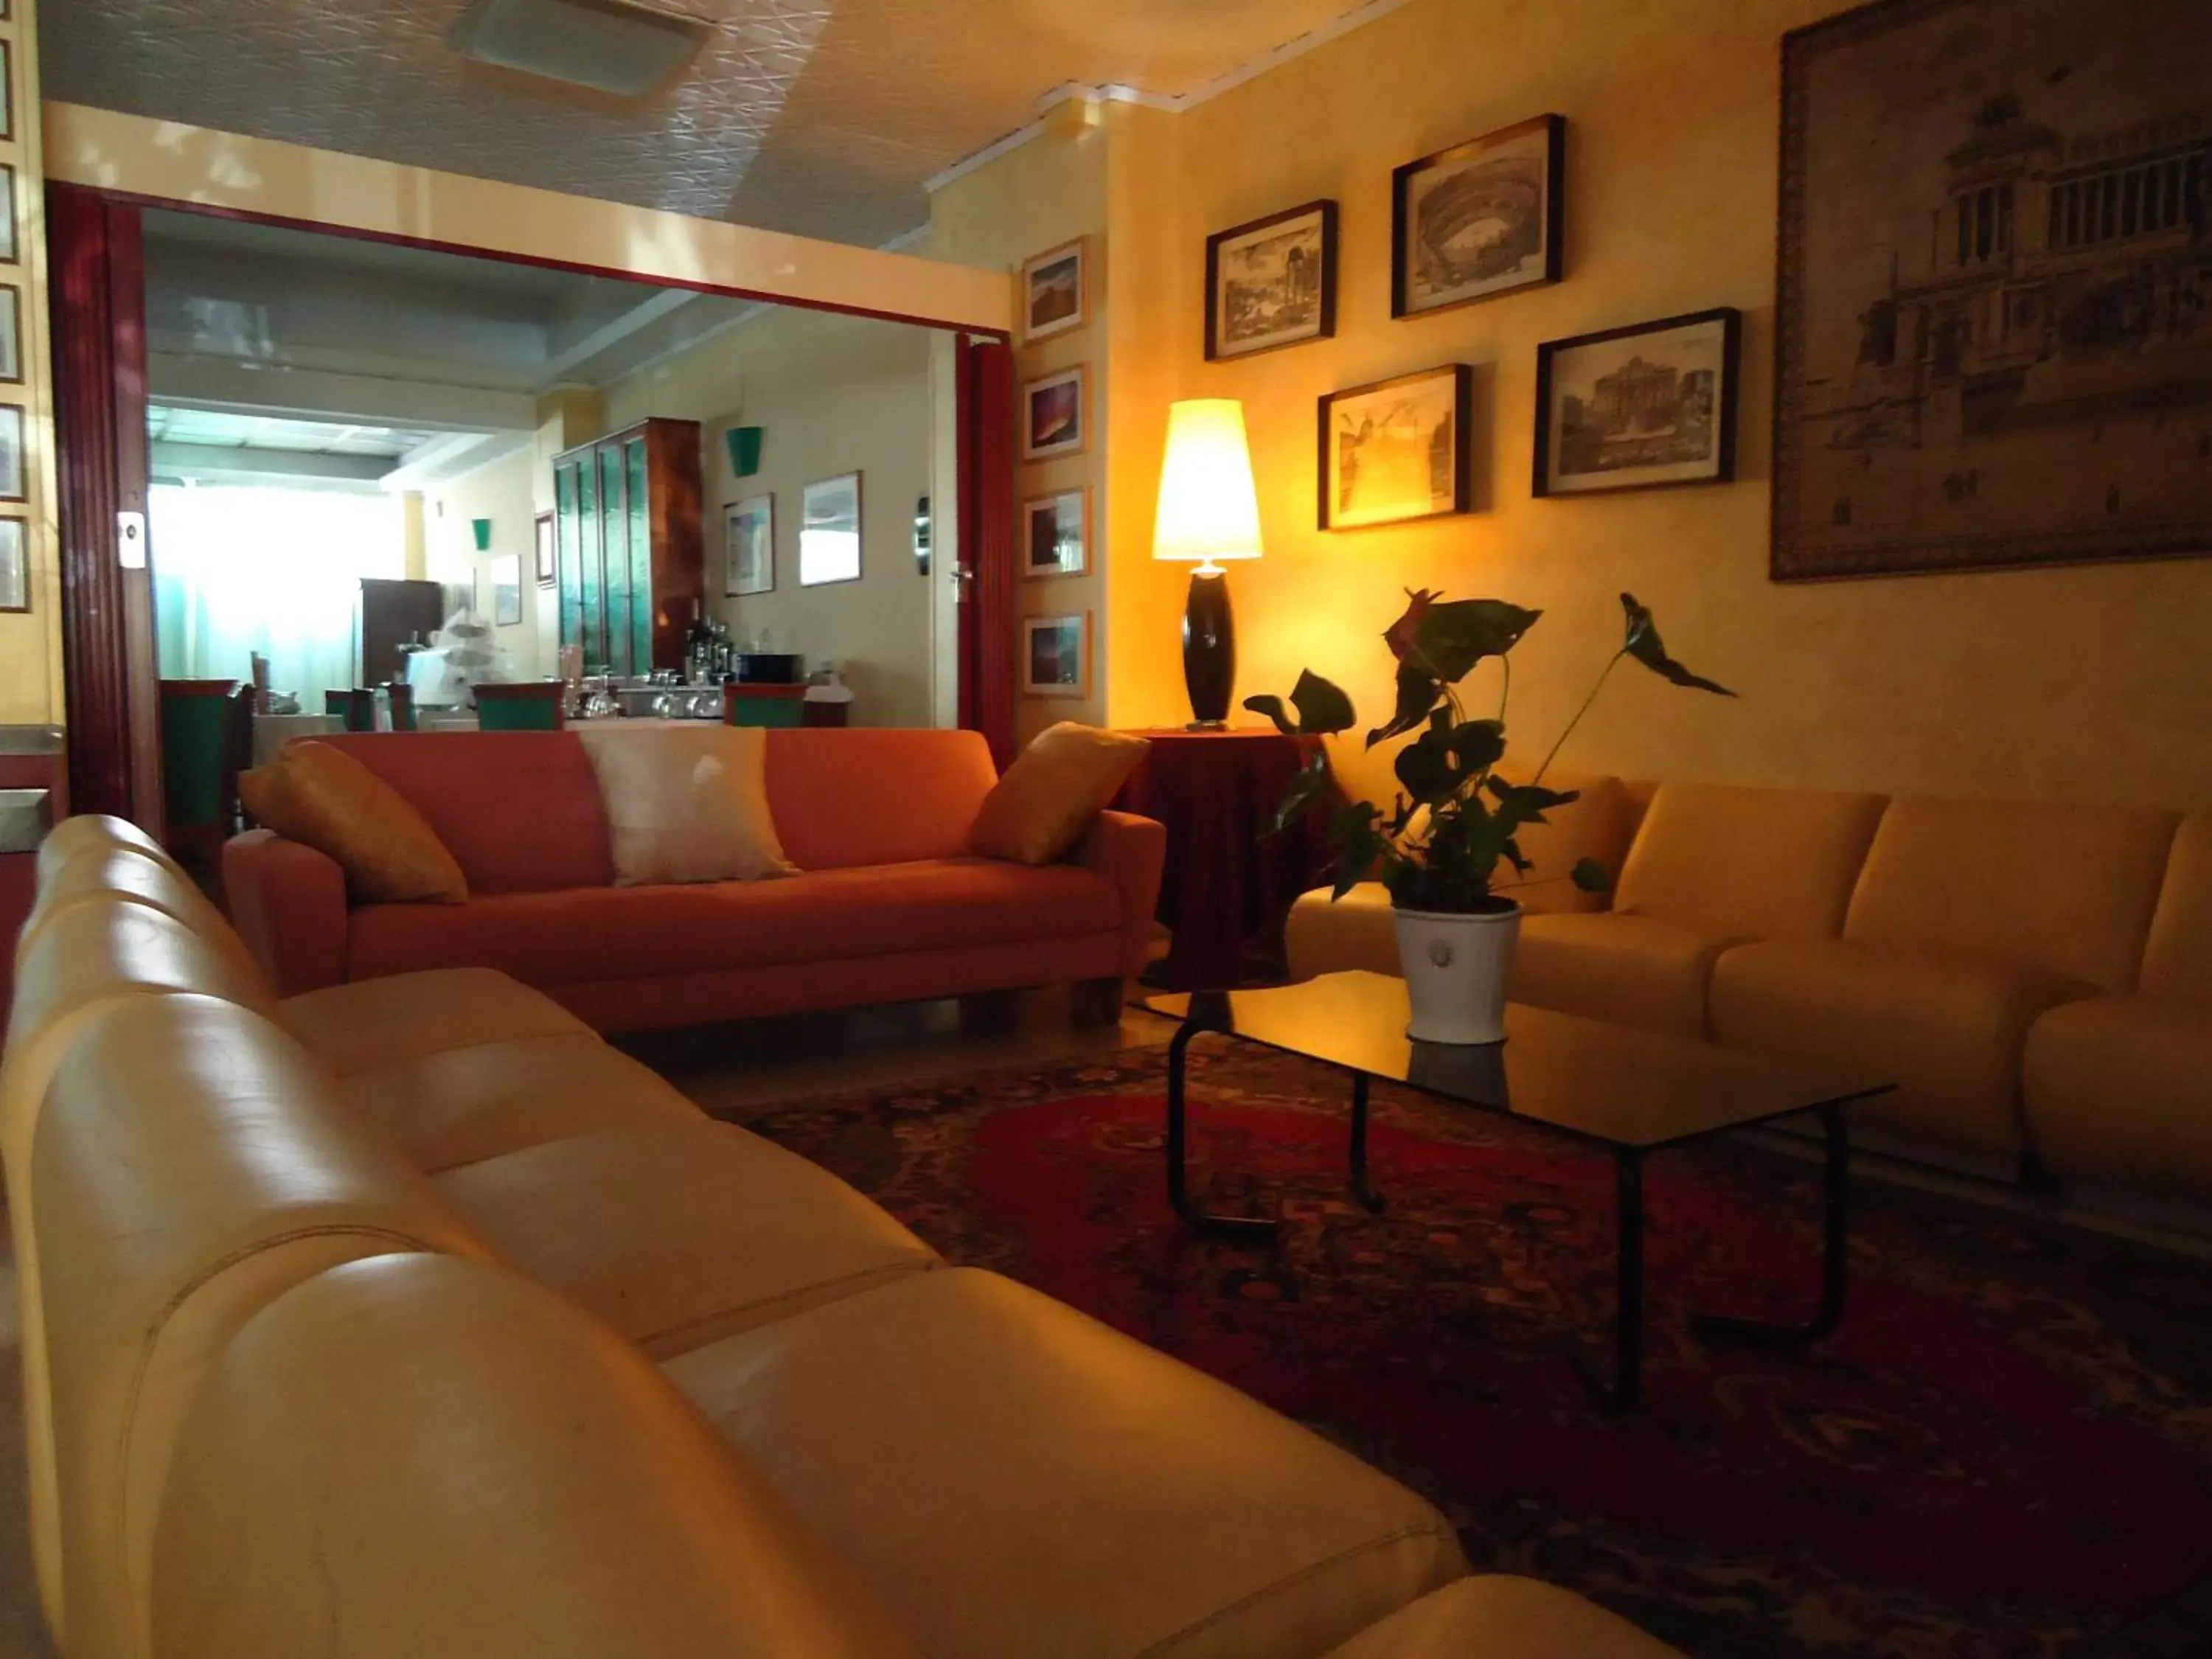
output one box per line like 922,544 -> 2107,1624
726,1041 -> 2212,1659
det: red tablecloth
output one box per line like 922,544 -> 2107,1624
1116,728 -> 1331,992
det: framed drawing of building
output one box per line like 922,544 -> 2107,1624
1535,310 -> 1741,497
1774,0 -> 2212,581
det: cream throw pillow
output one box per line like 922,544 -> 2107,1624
576,725 -> 799,886
970,722 -> 1150,866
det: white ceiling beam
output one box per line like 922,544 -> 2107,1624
150,442 -> 394,487
147,355 -> 538,434
540,287 -> 701,382
380,430 -> 535,494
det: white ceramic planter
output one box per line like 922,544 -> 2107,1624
1393,902 -> 1522,1046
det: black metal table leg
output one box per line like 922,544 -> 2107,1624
1165,1020 -> 1279,1239
1349,1071 -> 1386,1213
1693,1102 -> 1850,1347
1572,1150 -> 1646,1411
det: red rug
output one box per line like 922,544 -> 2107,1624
726,1042 -> 2212,1658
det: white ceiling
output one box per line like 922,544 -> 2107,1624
146,408 -> 443,458
44,0 -> 1382,247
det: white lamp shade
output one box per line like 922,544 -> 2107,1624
1152,399 -> 1264,563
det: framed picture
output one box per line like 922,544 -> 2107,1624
0,404 -> 23,504
0,288 -> 18,384
1022,366 -> 1087,462
1774,0 -> 2212,581
0,164 -> 17,265
534,510 -> 555,587
1534,308 -> 1741,498
0,44 -> 13,145
799,473 -> 861,587
1022,239 -> 1087,343
726,493 -> 774,595
490,554 -> 524,627
1023,488 -> 1088,578
1205,200 -> 1338,361
0,518 -> 26,614
1317,364 -> 1472,530
1021,613 -> 1089,698
1393,114 -> 1565,319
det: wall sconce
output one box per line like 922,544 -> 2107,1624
726,425 -> 764,478
914,495 -> 932,576
471,518 -> 493,552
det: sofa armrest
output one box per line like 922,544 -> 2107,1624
1321,1576 -> 1683,1658
1074,810 -> 1166,980
221,830 -> 349,996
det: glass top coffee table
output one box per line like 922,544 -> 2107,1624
1136,970 -> 1896,1410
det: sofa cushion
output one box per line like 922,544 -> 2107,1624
278,967 -> 594,1074
1318,1576 -> 1680,1659
2140,813 -> 2212,1002
317,731 -> 618,894
765,728 -> 1001,872
663,1268 -> 1464,1659
2024,995 -> 2212,1211
237,742 -> 468,904
1512,913 -> 1732,1039
971,723 -> 1150,865
577,724 -> 798,886
1613,782 -> 1885,942
1843,796 -> 2179,992
347,859 -> 1125,987
1287,883 -> 1402,981
1711,938 -> 2092,1176
435,1120 -> 938,1358
341,1032 -> 703,1173
19,843 -> 263,987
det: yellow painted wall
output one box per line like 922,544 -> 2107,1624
426,448 -> 543,675
949,0 -> 2212,810
601,306 -> 939,725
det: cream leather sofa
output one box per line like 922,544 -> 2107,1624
5,814 -> 1680,1659
1289,779 -> 2210,1222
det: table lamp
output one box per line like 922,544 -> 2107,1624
1152,399 -> 1263,729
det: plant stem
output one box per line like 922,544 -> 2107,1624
1534,650 -> 1623,785
1496,655 -> 1512,725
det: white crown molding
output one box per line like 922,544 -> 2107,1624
922,0 -> 1415,195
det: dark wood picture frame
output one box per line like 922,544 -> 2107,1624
1316,363 -> 1474,530
1392,114 -> 1564,319
1532,307 -> 1742,499
534,509 -> 556,587
1204,199 -> 1338,361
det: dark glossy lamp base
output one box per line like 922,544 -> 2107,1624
1181,566 -> 1235,730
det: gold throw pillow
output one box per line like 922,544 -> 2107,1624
237,742 -> 468,904
575,724 -> 799,886
970,723 -> 1150,866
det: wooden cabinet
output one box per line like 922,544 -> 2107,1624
552,418 -> 703,674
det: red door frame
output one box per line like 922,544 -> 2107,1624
955,335 -> 1017,767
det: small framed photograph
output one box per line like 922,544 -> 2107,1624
726,493 -> 774,595
1534,308 -> 1741,498
799,473 -> 861,587
0,518 -> 27,613
534,510 -> 556,587
0,404 -> 23,504
1022,366 -> 1087,462
1317,364 -> 1472,531
1023,488 -> 1088,579
1021,239 -> 1087,343
0,164 -> 17,265
1022,613 -> 1089,698
491,553 -> 524,626
0,44 -> 13,145
0,288 -> 18,384
1206,200 -> 1337,361
1393,114 -> 1565,319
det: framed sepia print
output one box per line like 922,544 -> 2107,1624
0,403 -> 22,503
1205,200 -> 1338,361
1393,114 -> 1564,318
1021,612 -> 1089,698
1775,0 -> 2212,580
1534,309 -> 1741,498
1022,366 -> 1087,461
1023,488 -> 1088,578
1022,239 -> 1087,343
0,518 -> 25,613
799,473 -> 861,587
726,493 -> 774,595
1318,364 -> 1472,530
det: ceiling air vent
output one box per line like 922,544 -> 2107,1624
448,0 -> 711,99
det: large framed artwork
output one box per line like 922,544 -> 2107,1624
1317,364 -> 1472,530
1775,0 -> 2212,581
1205,200 -> 1338,361
1535,309 -> 1741,498
1392,114 -> 1565,319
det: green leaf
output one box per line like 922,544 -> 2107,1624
1484,777 -> 1581,830
1501,836 -> 1533,877
1448,719 -> 1507,774
1327,803 -> 1394,900
1619,593 -> 1736,697
1412,600 -> 1542,684
1288,669 -> 1357,735
1571,856 -> 1615,894
1263,749 -> 1332,837
1393,726 -> 1459,805
1242,694 -> 1295,737
1365,661 -> 1443,749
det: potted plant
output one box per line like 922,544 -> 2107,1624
1247,591 -> 1731,1046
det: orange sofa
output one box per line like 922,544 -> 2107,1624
221,728 -> 1165,1032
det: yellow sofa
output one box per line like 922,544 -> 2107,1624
1287,780 -> 2206,1220
5,815 -> 1680,1659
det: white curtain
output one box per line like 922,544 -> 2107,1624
151,484 -> 404,699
